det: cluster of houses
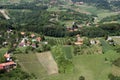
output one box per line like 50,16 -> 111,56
19,32 -> 42,48
0,29 -> 46,48
90,39 -> 100,45
74,34 -> 101,46
0,49 -> 16,72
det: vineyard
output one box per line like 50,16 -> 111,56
46,37 -> 68,45
100,39 -> 112,53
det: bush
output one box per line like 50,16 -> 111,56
79,76 -> 85,80
52,45 -> 73,73
113,57 -> 120,67
108,74 -> 120,80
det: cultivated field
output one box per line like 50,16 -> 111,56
15,53 -> 47,79
112,36 -> 120,45
36,51 -> 58,75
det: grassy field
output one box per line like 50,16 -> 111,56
15,53 -> 48,79
100,39 -> 113,53
62,45 -> 73,59
47,51 -> 120,80
73,52 -> 120,80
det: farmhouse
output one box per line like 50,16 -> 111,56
74,34 -> 83,45
75,2 -> 84,5
20,32 -> 25,35
31,33 -> 35,38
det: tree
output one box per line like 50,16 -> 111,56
79,76 -> 85,80
52,45 -> 73,73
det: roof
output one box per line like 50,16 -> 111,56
0,61 -> 15,67
31,34 -> 35,38
4,53 -> 10,58
20,32 -> 25,35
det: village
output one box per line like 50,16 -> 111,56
0,0 -> 120,80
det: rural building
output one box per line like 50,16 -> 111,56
74,34 -> 83,45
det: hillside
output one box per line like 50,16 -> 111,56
0,0 -> 120,80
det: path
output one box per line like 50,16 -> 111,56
0,9 -> 10,20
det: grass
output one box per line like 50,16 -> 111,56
0,48 -> 8,62
15,53 -> 47,79
100,39 -> 112,53
47,51 -> 120,80
72,52 -> 120,80
97,12 -> 119,21
64,20 -> 73,27
62,45 -> 73,59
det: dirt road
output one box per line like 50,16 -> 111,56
0,9 -> 10,20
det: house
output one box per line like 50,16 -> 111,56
90,39 -> 96,45
4,51 -> 12,62
90,39 -> 100,45
20,32 -> 25,35
74,34 -> 83,45
31,43 -> 36,48
26,41 -> 31,46
0,61 -> 16,72
36,37 -> 41,42
31,33 -> 35,38
106,37 -> 112,41
74,2 -> 84,5
2,41 -> 8,46
19,38 -> 28,47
